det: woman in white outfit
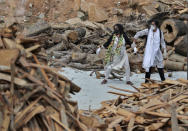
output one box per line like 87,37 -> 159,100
133,20 -> 167,83
98,24 -> 137,85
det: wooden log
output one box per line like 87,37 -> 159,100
184,66 -> 187,71
14,96 -> 41,129
164,60 -> 184,71
51,51 -> 71,58
15,37 -> 39,45
67,27 -> 86,43
0,37 -> 5,48
108,117 -> 124,129
2,38 -> 32,57
25,44 -> 40,53
33,54 -> 55,89
50,70 -> 81,93
0,49 -> 19,71
1,105 -> 11,131
144,111 -> 188,119
145,118 -> 169,130
71,52 -> 87,63
178,8 -> 188,15
167,47 -> 175,57
14,88 -> 44,114
179,14 -> 188,21
3,38 -> 20,49
141,5 -> 159,17
27,63 -> 59,72
46,40 -> 68,54
127,117 -> 135,131
108,86 -> 137,93
10,61 -> 15,130
170,104 -> 179,131
169,53 -> 187,64
0,27 -> 13,38
174,35 -> 188,57
15,105 -> 45,129
68,62 -> 103,70
51,115 -> 72,131
117,108 -> 136,121
87,54 -> 103,64
166,45 -> 173,52
148,12 -> 169,25
0,73 -> 28,86
108,91 -> 132,97
161,19 -> 187,43
25,21 -> 51,37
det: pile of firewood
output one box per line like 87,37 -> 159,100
0,23 -> 92,131
79,78 -> 188,130
48,0 -> 188,72
0,0 -> 187,73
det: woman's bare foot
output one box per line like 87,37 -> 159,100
126,81 -> 133,85
101,79 -> 107,84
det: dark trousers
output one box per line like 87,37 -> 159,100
145,67 -> 165,83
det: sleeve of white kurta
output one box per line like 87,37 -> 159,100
161,31 -> 167,58
134,29 -> 149,39
160,31 -> 166,50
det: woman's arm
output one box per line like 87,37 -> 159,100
160,31 -> 166,50
160,31 -> 167,59
134,29 -> 149,40
123,33 -> 131,46
103,35 -> 113,48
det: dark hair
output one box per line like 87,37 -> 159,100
153,20 -> 159,28
113,24 -> 124,35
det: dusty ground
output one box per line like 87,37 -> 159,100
59,68 -> 187,110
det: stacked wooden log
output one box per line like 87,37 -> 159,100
0,23 -> 94,131
47,0 -> 188,72
48,20 -> 111,70
160,18 -> 188,71
79,78 -> 188,130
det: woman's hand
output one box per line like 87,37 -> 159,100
133,47 -> 138,54
163,49 -> 167,60
96,47 -> 101,55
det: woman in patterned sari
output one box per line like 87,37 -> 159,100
98,24 -> 137,84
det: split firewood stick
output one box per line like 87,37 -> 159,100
51,115 -> 72,131
10,61 -> 15,131
130,85 -> 140,92
32,54 -> 55,89
145,103 -> 169,112
127,116 -> 135,131
28,63 -> 60,72
170,104 -> 179,131
140,85 -> 177,100
144,111 -> 188,120
18,68 -> 66,99
108,91 -> 132,97
159,84 -> 177,92
170,88 -> 188,101
167,47 -> 175,58
109,86 -> 137,93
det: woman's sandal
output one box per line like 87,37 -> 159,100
101,79 -> 107,84
126,81 -> 133,85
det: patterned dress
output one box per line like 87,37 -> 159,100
104,34 -> 131,81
